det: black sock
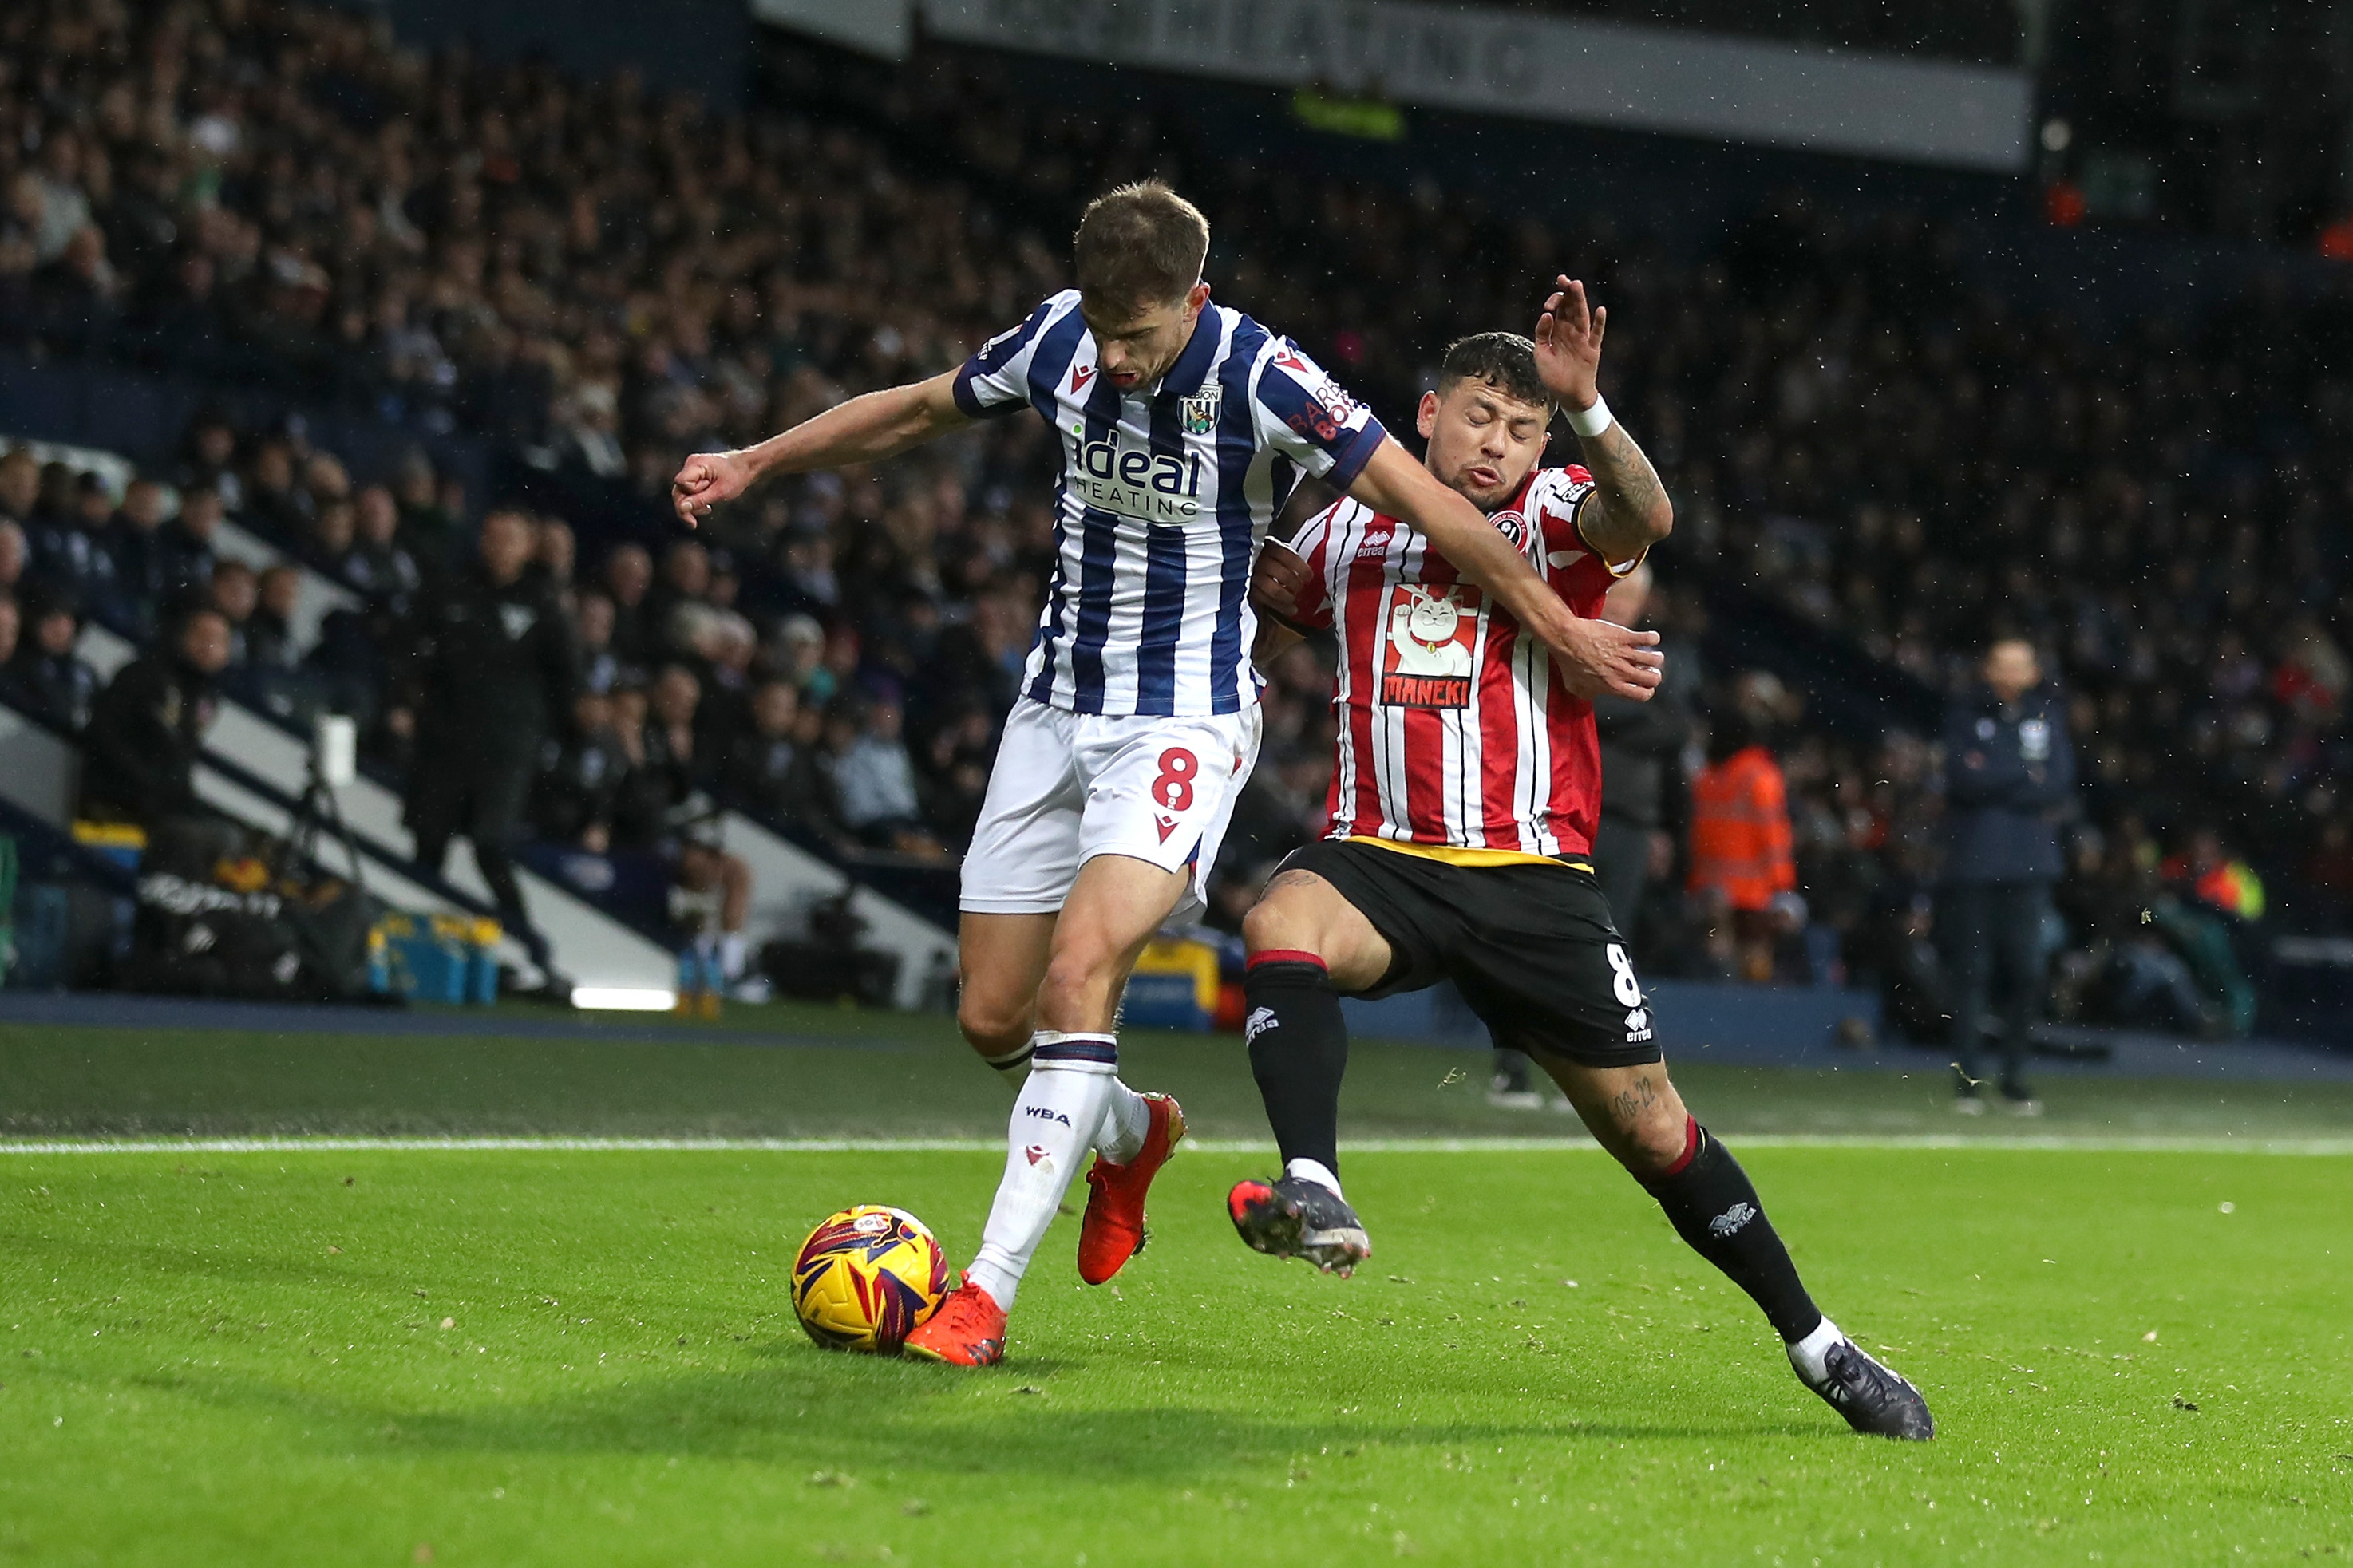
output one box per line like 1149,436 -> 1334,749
1244,953 -> 1349,1175
1636,1119 -> 1822,1344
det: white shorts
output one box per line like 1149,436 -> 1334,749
960,698 -> 1264,919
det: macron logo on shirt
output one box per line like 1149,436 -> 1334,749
1070,363 -> 1096,393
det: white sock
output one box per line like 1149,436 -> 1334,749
1095,1080 -> 1151,1165
963,1033 -> 1118,1313
717,932 -> 747,981
1786,1314 -> 1842,1384
1284,1157 -> 1343,1199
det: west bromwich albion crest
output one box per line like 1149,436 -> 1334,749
1179,387 -> 1221,435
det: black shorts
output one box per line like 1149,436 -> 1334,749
1281,837 -> 1662,1069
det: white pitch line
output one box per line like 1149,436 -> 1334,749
2,1134 -> 2351,1156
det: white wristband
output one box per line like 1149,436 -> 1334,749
1566,394 -> 1612,438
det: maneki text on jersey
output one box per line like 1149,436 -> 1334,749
951,289 -> 1386,717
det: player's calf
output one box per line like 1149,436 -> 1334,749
956,910 -> 1054,1079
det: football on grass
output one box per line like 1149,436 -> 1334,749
791,1205 -> 951,1353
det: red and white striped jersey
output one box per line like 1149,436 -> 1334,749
1283,464 -> 1638,859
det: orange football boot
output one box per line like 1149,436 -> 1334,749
1077,1093 -> 1186,1284
901,1277 -> 1006,1366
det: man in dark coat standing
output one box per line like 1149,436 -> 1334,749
393,508 -> 575,980
1940,637 -> 2076,1115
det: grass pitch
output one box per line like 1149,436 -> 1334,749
2,1005 -> 2350,1563
5,1145 -> 2351,1563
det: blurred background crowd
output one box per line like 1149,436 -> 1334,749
2,0 -> 2347,1039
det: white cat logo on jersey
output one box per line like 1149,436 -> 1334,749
1382,584 -> 1479,709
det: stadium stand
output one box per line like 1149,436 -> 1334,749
0,2 -> 2344,1037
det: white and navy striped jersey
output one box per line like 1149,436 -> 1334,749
952,289 -> 1386,717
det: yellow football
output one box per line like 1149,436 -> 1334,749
791,1205 -> 952,1353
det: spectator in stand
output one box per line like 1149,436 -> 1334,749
534,689 -> 628,853
645,540 -> 712,663
0,593 -> 19,694
914,703 -> 999,852
152,484 -> 222,607
393,509 -> 576,986
600,543 -> 654,669
673,826 -> 763,1005
832,697 -> 943,858
77,603 -> 232,860
207,559 -> 257,666
1687,706 -> 1797,983
770,613 -> 833,709
245,565 -> 301,673
8,586 -> 99,733
27,471 -> 121,624
635,663 -> 711,830
574,591 -> 622,697
536,519 -> 576,606
720,678 -> 812,822
1940,637 -> 2076,1115
307,496 -> 354,567
604,677 -> 659,846
343,485 -> 424,618
694,610 -> 759,760
0,450 -> 37,531
173,414 -> 240,506
105,478 -> 172,634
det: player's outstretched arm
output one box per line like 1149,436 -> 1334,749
670,370 -> 971,527
1346,439 -> 1663,702
1535,274 -> 1674,564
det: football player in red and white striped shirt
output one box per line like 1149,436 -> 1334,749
1230,281 -> 1932,1440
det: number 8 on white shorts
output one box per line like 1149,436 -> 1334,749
960,697 -> 1266,920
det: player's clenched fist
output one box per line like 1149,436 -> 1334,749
670,449 -> 751,527
1250,539 -> 1314,627
1548,615 -> 1664,701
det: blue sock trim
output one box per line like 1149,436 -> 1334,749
1032,1037 -> 1119,1067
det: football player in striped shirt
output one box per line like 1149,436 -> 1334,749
673,186 -> 1662,1366
1235,284 -> 1933,1439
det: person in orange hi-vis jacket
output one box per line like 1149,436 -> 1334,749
1687,708 -> 1795,981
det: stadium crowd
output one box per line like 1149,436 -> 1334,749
2,1 -> 2343,1032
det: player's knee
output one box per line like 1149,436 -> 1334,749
1612,1096 -> 1691,1178
1619,1119 -> 1687,1178
1240,896 -> 1313,958
956,990 -> 1030,1057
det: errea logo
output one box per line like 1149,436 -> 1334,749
1244,1007 -> 1279,1046
1623,1006 -> 1653,1044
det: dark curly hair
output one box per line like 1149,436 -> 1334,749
1436,331 -> 1552,410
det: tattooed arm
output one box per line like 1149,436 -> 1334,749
1532,274 -> 1674,566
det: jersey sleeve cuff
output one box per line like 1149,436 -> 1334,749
1323,417 -> 1387,490
950,370 -> 1024,421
